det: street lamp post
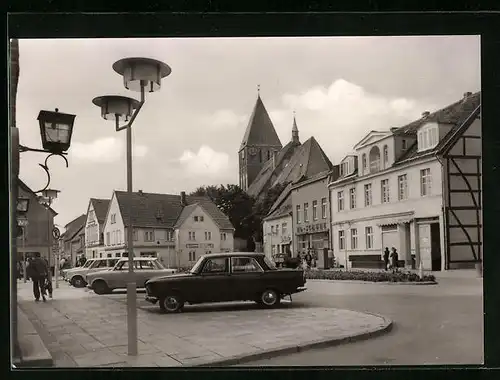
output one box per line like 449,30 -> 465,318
92,57 -> 171,357
39,189 -> 59,290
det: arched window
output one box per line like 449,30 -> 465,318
362,153 -> 367,173
383,145 -> 389,168
369,146 -> 381,173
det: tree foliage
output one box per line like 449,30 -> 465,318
189,184 -> 255,240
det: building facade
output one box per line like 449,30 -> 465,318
84,198 -> 110,259
291,171 -> 335,268
102,190 -> 234,268
62,214 -> 87,266
16,180 -> 57,263
329,92 -> 481,271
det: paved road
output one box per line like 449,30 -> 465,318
239,277 -> 483,366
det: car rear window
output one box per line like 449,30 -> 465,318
263,256 -> 277,270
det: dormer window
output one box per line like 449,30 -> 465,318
369,146 -> 381,173
362,154 -> 367,173
418,124 -> 439,152
383,145 -> 389,168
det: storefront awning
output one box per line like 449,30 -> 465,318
376,216 -> 414,227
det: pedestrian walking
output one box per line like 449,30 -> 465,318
28,252 -> 49,302
383,247 -> 390,271
390,247 -> 399,273
305,251 -> 313,269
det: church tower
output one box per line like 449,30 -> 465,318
239,87 -> 283,191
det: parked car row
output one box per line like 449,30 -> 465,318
63,252 -> 307,315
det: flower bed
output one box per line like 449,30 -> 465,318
304,269 -> 436,283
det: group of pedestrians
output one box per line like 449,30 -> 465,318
383,247 -> 400,272
26,252 -> 53,302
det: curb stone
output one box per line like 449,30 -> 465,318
195,314 -> 393,367
308,279 -> 438,286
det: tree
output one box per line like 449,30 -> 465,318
189,184 -> 255,240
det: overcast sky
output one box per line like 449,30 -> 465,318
16,36 -> 480,227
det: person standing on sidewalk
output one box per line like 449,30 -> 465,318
383,247 -> 390,271
28,252 -> 48,302
43,257 -> 53,298
390,247 -> 399,273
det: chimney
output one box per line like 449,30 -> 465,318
390,127 -> 398,133
422,111 -> 430,118
463,91 -> 472,99
180,191 -> 187,206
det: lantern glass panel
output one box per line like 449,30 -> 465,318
44,122 -> 71,145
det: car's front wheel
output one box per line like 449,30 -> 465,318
92,280 -> 111,295
71,276 -> 86,288
260,289 -> 280,308
159,294 -> 185,313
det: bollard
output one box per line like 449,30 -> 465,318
418,260 -> 424,280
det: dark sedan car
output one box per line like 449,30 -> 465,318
145,252 -> 307,313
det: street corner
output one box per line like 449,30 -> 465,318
134,304 -> 393,367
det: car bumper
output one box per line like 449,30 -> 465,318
295,286 -> 307,293
145,296 -> 158,304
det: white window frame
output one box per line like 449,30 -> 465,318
304,203 -> 309,222
383,145 -> 389,168
337,191 -> 344,211
364,183 -> 372,207
398,174 -> 408,201
420,168 -> 432,196
362,154 -> 367,173
321,198 -> 327,219
282,223 -> 287,235
312,200 -> 318,220
296,205 -> 301,224
338,230 -> 345,250
418,124 -> 439,152
351,228 -> 358,249
381,179 -> 390,203
349,188 -> 356,209
365,226 -> 374,249
144,230 -> 154,242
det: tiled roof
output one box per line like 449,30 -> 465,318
240,95 -> 282,149
394,92 -> 481,165
173,204 -> 198,229
264,194 -> 292,221
291,169 -> 331,190
64,214 -> 87,242
90,198 -> 110,224
268,182 -> 294,215
247,140 -> 301,198
115,191 -> 234,230
272,137 -> 334,187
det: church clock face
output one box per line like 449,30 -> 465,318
248,147 -> 258,156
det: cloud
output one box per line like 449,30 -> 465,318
271,79 -> 437,163
201,109 -> 247,130
70,137 -> 149,163
179,145 -> 230,176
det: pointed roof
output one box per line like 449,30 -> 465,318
63,214 -> 87,242
240,95 -> 282,149
114,191 -> 234,230
90,198 -> 110,224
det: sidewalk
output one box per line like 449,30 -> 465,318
17,281 -> 391,367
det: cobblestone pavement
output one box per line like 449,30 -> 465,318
17,281 -> 390,367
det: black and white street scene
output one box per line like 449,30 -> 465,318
10,36 -> 482,368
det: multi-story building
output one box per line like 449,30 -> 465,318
16,180 -> 57,262
84,198 -> 110,259
291,170 -> 338,268
62,214 -> 87,266
102,190 -> 234,268
262,184 -> 293,262
329,91 -> 481,271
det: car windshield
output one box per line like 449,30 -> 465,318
153,260 -> 165,269
190,256 -> 206,274
263,256 -> 277,270
82,260 -> 93,268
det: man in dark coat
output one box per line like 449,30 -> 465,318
383,247 -> 390,271
390,247 -> 399,273
28,252 -> 49,302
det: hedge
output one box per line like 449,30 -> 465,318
304,269 -> 436,283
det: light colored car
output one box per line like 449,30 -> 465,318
86,257 -> 177,295
65,258 -> 119,288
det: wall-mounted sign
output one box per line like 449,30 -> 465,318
296,222 -> 328,235
52,227 -> 61,240
186,244 -> 199,248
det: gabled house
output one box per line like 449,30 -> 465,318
102,190 -> 235,268
329,91 -> 481,271
84,198 -> 110,259
16,180 -> 57,262
62,214 -> 87,266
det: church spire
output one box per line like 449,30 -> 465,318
292,111 -> 300,144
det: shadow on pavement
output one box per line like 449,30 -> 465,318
142,300 -> 311,314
